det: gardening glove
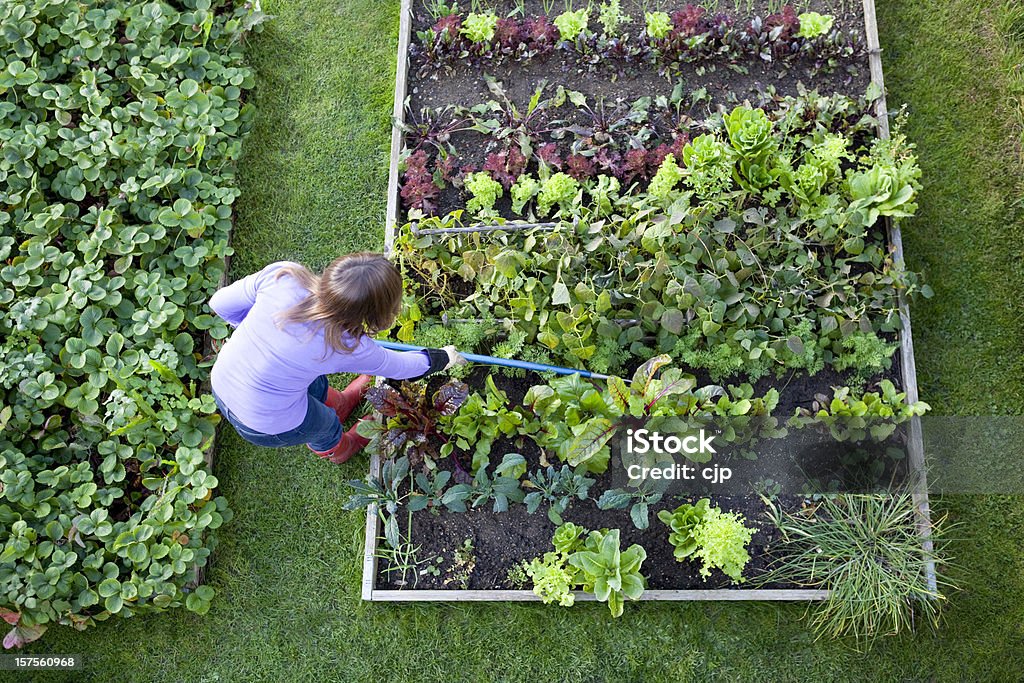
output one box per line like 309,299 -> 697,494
441,345 -> 468,369
422,345 -> 468,376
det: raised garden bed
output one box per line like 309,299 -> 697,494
356,0 -> 937,617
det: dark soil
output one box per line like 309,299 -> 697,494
387,493 -> 799,590
410,56 -> 867,115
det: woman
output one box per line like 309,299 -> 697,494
208,253 -> 463,464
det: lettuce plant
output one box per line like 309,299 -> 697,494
510,174 -> 541,214
464,171 -> 504,215
660,499 -> 755,582
691,506 -> 756,582
645,11 -> 673,39
524,355 -> 781,472
526,524 -> 646,617
681,135 -> 735,203
536,172 -> 580,216
461,11 -> 498,43
598,0 -> 631,36
525,552 -> 577,606
567,528 -> 647,617
796,12 -> 834,39
846,165 -> 919,226
724,105 -> 775,191
671,5 -> 708,38
647,153 -> 685,202
656,498 -> 710,560
554,9 -> 590,42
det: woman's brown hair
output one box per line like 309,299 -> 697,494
274,253 -> 403,353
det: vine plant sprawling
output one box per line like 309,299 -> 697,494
0,0 -> 265,648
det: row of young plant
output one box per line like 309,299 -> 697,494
516,489 -> 943,637
347,358 -> 934,630
0,1 -> 266,648
394,99 -> 926,383
401,80 -> 880,216
416,2 -> 862,74
353,353 -> 926,503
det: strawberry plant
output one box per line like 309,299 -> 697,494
0,0 -> 264,646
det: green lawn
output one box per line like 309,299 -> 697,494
19,1 -> 1024,680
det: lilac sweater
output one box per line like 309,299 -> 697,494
209,262 -> 430,434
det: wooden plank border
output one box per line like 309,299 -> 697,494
369,589 -> 830,602
364,0 -> 415,601
862,0 -> 938,594
361,1 -> 932,602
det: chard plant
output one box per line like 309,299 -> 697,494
359,380 -> 470,467
789,380 -> 931,442
525,355 -> 778,472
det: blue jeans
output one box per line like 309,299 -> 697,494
213,376 -> 343,452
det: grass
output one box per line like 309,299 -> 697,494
17,0 -> 1024,680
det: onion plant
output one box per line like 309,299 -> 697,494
761,492 -> 950,645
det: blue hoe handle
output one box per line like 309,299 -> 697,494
376,340 -> 611,381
